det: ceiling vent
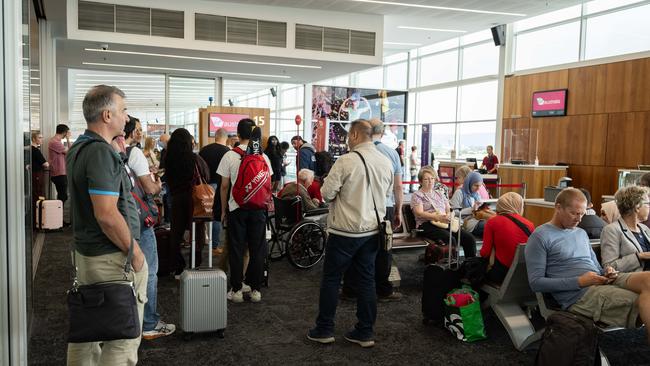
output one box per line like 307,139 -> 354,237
151,9 -> 184,38
194,14 -> 287,48
296,24 -> 375,56
295,24 -> 323,51
195,13 -> 226,42
78,1 -> 115,32
77,1 -> 185,38
258,20 -> 287,48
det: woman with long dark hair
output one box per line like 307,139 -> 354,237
163,128 -> 210,275
264,135 -> 283,192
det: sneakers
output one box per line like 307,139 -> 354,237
250,290 -> 261,303
142,321 -> 176,340
227,289 -> 244,303
307,328 -> 335,344
378,291 -> 403,303
211,247 -> 224,258
344,330 -> 375,348
241,283 -> 252,293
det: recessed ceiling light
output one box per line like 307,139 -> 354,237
351,0 -> 526,16
84,48 -> 321,69
383,41 -> 422,46
398,26 -> 466,33
82,62 -> 292,79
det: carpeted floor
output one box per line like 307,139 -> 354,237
28,227 -> 650,365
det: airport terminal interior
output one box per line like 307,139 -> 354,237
2,0 -> 650,365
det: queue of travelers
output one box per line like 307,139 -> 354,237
56,83 -> 650,365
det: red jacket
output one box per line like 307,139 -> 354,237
480,214 -> 534,267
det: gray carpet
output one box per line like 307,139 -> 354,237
28,227 -> 650,365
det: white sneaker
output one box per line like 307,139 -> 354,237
250,290 -> 261,303
242,283 -> 252,293
228,289 -> 244,303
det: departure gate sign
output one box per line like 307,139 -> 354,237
531,89 -> 568,117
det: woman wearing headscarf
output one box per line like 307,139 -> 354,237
479,192 -> 535,284
450,172 -> 488,236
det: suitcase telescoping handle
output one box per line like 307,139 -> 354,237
191,221 -> 213,269
448,211 -> 461,269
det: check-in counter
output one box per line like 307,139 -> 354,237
498,164 -> 568,198
524,198 -> 555,227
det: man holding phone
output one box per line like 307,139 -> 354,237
526,188 -> 650,342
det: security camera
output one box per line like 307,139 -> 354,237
100,44 -> 109,51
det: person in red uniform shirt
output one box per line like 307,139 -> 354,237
480,145 -> 499,174
480,192 -> 534,284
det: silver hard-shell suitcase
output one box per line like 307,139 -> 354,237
180,221 -> 227,339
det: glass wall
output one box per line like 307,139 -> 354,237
513,0 -> 650,71
168,76 -> 215,140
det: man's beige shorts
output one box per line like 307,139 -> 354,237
569,272 -> 639,328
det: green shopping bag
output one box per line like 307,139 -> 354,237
443,286 -> 487,342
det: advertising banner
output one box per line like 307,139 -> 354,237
421,124 -> 431,167
209,113 -> 250,136
532,89 -> 567,117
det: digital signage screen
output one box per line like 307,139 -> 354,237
208,113 -> 250,136
532,89 -> 568,117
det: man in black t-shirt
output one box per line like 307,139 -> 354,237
199,127 -> 230,253
31,132 -> 49,200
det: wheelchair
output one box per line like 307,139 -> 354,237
267,195 -> 328,269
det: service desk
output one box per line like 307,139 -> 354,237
524,198 -> 555,227
498,164 -> 568,199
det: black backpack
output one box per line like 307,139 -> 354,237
536,311 -> 600,366
314,151 -> 335,178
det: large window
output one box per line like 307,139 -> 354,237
419,50 -> 458,86
513,1 -> 650,71
169,77 -> 215,140
457,122 -> 496,160
417,87 -> 457,123
584,4 -> 650,60
458,81 -> 498,122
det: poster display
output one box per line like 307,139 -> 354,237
311,85 -> 408,155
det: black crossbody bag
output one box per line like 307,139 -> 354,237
354,151 -> 393,251
67,138 -> 141,343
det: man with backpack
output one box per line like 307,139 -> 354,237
291,135 -> 316,172
123,117 -> 175,340
217,119 -> 273,303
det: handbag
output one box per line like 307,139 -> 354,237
192,162 -> 215,218
354,151 -> 393,251
444,286 -> 487,342
67,238 -> 140,343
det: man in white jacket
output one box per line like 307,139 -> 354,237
307,119 -> 393,348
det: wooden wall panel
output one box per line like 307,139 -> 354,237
567,64 -> 608,115
524,205 -> 555,227
605,58 -> 650,113
531,114 -> 608,166
198,106 -> 270,148
605,112 -> 650,167
568,165 -> 619,211
502,70 -> 568,119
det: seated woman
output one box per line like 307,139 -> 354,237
411,166 -> 476,258
450,172 -> 489,237
480,192 -> 534,284
601,186 -> 650,272
455,165 -> 490,200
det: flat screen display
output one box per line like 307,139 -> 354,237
532,89 -> 567,117
208,113 -> 249,136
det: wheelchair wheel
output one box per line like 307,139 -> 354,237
286,220 -> 327,269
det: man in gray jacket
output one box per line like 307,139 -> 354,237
307,119 -> 393,348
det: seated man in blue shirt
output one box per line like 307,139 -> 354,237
526,187 -> 650,342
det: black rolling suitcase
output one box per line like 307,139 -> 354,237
422,212 -> 462,325
155,226 -> 174,276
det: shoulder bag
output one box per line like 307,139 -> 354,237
354,151 -> 393,251
192,161 -> 215,218
67,138 -> 141,342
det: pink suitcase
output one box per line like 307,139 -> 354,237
36,199 -> 63,230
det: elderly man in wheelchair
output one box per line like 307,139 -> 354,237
268,169 -> 328,269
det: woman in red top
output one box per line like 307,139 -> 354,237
480,192 -> 534,284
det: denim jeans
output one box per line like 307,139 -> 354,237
139,226 -> 160,331
314,233 -> 379,339
209,183 -> 222,249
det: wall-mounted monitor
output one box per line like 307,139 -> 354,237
532,89 -> 568,117
208,113 -> 250,136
